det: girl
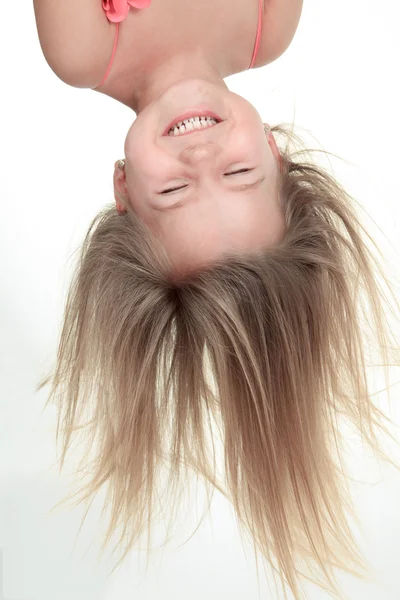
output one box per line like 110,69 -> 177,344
33,2 -> 400,599
34,0 -> 303,275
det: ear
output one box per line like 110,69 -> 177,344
264,124 -> 282,170
113,160 -> 129,214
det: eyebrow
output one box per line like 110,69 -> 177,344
152,175 -> 266,212
229,175 -> 266,192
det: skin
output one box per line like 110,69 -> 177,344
114,73 -> 284,274
102,1 -> 304,272
34,0 -> 303,272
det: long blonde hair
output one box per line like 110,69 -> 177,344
38,124 -> 400,600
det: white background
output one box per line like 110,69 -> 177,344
1,1 -> 400,598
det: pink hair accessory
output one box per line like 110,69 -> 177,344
102,0 -> 152,23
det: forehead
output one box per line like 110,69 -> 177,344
150,181 -> 285,270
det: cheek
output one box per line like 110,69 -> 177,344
126,128 -> 169,180
126,137 -> 148,170
125,120 -> 154,167
233,112 -> 265,151
240,100 -> 263,129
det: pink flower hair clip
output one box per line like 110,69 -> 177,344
102,0 -> 152,23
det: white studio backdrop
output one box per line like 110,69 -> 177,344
1,1 -> 400,599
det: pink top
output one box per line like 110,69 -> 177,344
98,0 -> 264,87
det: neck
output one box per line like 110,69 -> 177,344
130,49 -> 229,114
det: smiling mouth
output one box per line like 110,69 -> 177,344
163,113 -> 223,137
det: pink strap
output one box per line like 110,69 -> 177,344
98,0 -> 262,87
98,22 -> 120,87
248,0 -> 263,69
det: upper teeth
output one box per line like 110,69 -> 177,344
168,116 -> 218,136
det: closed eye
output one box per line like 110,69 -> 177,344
160,169 -> 253,193
160,185 -> 188,194
225,168 -> 253,175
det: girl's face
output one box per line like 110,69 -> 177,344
122,79 -> 285,272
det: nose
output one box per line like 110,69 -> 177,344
179,142 -> 220,166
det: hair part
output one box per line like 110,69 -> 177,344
38,124 -> 400,600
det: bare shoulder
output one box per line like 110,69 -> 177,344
33,0 -> 115,87
255,0 -> 303,67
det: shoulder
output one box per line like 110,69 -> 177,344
254,0 -> 303,67
33,0 -> 116,87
